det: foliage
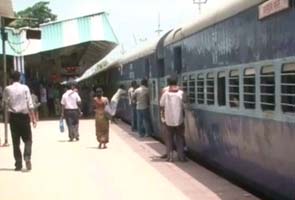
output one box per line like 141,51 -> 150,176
11,1 -> 57,28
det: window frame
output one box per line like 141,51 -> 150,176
243,67 -> 256,110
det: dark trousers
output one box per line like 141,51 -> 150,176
166,124 -> 185,160
131,104 -> 137,131
136,108 -> 152,137
9,112 -> 32,168
64,109 -> 80,140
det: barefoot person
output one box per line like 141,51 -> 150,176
93,88 -> 110,149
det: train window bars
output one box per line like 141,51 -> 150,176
260,66 -> 275,111
281,63 -> 295,113
206,72 -> 215,105
244,68 -> 256,109
218,72 -> 226,106
197,74 -> 205,104
229,70 -> 240,108
189,74 -> 196,104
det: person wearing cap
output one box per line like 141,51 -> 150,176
61,82 -> 82,142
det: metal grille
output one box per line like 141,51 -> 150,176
197,74 -> 204,104
244,68 -> 256,109
281,63 -> 295,113
260,66 -> 275,111
206,73 -> 214,105
189,74 -> 196,104
229,70 -> 240,108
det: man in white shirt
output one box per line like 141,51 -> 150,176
3,71 -> 37,171
160,75 -> 186,162
61,82 -> 81,141
128,81 -> 137,131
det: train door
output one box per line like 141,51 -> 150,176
145,59 -> 150,79
149,58 -> 166,138
173,46 -> 182,75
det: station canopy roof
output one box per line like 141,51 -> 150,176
74,36 -> 165,83
1,12 -> 118,70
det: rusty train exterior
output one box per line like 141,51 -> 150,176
105,1 -> 295,199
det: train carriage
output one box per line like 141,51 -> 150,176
108,0 -> 295,199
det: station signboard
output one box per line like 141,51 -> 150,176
259,0 -> 290,20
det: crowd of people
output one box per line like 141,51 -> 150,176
2,71 -> 187,171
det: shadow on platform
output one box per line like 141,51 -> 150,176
116,121 -> 254,200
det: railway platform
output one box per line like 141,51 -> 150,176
0,120 -> 260,200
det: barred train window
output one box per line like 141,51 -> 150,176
207,73 -> 215,105
189,74 -> 196,104
281,63 -> 295,113
197,74 -> 204,104
260,66 -> 275,111
182,75 -> 188,95
244,68 -> 256,109
229,70 -> 240,108
218,72 -> 226,106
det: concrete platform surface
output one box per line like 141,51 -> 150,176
0,120 -> 260,200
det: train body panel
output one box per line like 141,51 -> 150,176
108,1 -> 295,199
185,108 -> 295,199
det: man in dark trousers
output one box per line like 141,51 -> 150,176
160,75 -> 186,162
61,82 -> 82,141
3,71 -> 37,171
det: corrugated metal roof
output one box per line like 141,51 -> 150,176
1,12 -> 118,56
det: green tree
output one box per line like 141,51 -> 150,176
11,1 -> 57,28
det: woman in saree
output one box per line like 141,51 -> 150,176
93,88 -> 110,149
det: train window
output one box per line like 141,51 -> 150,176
244,68 -> 256,109
182,75 -> 188,95
229,70 -> 240,108
281,63 -> 295,113
189,74 -> 196,104
260,66 -> 275,111
206,73 -> 215,105
218,72 -> 226,106
197,74 -> 204,104
173,46 -> 182,74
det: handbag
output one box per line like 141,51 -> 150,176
59,117 -> 65,133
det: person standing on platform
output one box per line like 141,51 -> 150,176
128,81 -> 138,131
93,88 -> 110,149
40,84 -> 48,118
61,82 -> 82,142
2,71 -> 37,171
109,84 -> 127,117
133,79 -> 152,137
31,90 -> 40,121
160,75 -> 186,162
